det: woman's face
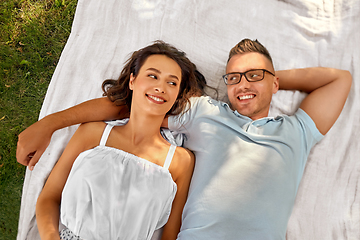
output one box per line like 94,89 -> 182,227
129,54 -> 182,117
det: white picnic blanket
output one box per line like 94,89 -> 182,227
17,0 -> 360,239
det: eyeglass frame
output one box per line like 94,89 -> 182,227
222,69 -> 275,85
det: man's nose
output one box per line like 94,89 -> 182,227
236,75 -> 251,89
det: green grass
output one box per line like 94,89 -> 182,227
0,1 -> 77,239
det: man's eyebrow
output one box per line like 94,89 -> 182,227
147,68 -> 180,81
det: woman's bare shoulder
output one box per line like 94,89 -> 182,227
175,146 -> 195,163
73,121 -> 107,148
77,121 -> 107,133
170,146 -> 195,181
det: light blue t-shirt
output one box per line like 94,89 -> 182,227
168,96 -> 323,240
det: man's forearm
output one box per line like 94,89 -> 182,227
41,97 -> 126,133
16,97 -> 127,168
276,67 -> 350,93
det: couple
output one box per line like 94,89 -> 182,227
17,39 -> 351,239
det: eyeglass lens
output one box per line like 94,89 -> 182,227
225,69 -> 265,85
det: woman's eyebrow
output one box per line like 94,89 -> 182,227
147,68 -> 179,81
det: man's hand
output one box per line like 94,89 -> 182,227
16,118 -> 54,170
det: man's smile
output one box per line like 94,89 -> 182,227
238,94 -> 255,101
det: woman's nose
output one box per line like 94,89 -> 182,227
154,83 -> 165,93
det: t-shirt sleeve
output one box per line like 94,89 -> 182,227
295,108 -> 324,155
168,96 -> 203,133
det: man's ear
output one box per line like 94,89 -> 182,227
272,76 -> 279,94
129,73 -> 135,90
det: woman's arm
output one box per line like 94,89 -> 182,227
161,148 -> 195,240
36,122 -> 105,240
17,97 -> 126,170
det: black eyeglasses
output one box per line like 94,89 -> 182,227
222,69 -> 275,85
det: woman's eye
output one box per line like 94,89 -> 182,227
168,81 -> 177,86
148,74 -> 157,79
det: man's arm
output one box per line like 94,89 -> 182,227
276,67 -> 352,135
17,97 -> 127,169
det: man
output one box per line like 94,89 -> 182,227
17,39 -> 351,239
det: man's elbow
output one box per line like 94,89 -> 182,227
341,70 -> 352,92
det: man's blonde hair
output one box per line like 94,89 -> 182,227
227,39 -> 273,66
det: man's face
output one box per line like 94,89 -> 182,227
226,52 -> 279,120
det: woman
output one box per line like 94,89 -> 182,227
36,41 -> 200,240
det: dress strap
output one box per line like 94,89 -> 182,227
99,124 -> 114,146
163,145 -> 176,170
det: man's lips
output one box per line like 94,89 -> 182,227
237,94 -> 255,101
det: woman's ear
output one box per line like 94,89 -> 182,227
129,73 -> 135,90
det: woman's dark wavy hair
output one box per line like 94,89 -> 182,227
102,40 -> 201,116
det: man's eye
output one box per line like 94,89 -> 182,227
229,75 -> 239,81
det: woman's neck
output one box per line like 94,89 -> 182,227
122,110 -> 166,147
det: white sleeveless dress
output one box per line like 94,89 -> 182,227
60,121 -> 177,240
